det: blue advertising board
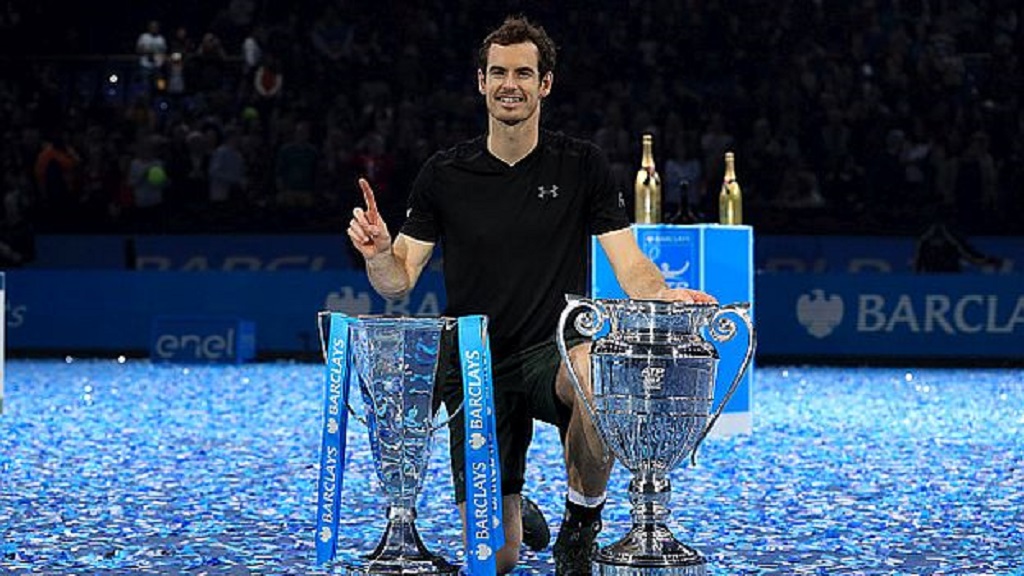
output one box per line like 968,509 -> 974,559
3,270 -> 446,355
150,316 -> 256,364
5,259 -> 1021,363
755,273 -> 1023,358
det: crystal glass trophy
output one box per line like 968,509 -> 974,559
323,315 -> 459,575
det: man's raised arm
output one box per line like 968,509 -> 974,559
347,178 -> 434,300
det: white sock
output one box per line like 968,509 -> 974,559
567,487 -> 606,508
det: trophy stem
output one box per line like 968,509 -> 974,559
593,473 -> 707,576
344,506 -> 459,575
629,473 -> 672,527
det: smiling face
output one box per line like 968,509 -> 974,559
478,42 -> 553,127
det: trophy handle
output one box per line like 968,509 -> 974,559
690,302 -> 756,465
316,311 -> 369,426
556,295 -> 612,457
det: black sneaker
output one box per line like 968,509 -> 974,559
552,499 -> 603,576
520,495 -> 551,551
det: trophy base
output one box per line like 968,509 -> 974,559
342,512 -> 460,575
342,556 -> 460,575
593,523 -> 707,576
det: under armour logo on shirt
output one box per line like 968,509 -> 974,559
617,191 -> 625,208
537,185 -> 559,199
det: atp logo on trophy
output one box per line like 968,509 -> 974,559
797,289 -> 845,338
641,365 -> 666,391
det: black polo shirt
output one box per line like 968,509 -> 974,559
400,129 -> 630,361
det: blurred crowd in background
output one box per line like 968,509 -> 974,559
0,0 -> 1021,266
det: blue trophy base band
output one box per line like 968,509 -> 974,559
315,313 -> 354,564
458,315 -> 504,575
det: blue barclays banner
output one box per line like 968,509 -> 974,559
3,270 -> 446,355
6,268 -> 1021,361
756,236 -> 1024,274
755,273 -> 1024,359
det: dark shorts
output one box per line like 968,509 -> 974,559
437,332 -> 584,504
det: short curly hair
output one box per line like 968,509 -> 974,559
477,15 -> 557,78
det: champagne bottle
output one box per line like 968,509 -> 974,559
634,134 -> 661,224
719,151 -> 743,225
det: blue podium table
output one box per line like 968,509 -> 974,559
591,224 -> 754,436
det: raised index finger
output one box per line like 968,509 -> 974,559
358,178 -> 379,224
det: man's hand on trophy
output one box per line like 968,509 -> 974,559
348,177 -> 393,259
653,286 -> 718,304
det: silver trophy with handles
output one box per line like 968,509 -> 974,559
556,298 -> 755,576
319,314 -> 460,575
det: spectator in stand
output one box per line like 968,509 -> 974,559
127,135 -> 170,231
310,5 -> 353,63
238,112 -> 271,207
241,25 -> 267,95
242,25 -> 264,74
136,20 -> 168,92
250,53 -> 284,136
208,126 -> 246,207
124,95 -> 158,140
192,32 -> 229,94
319,126 -> 357,211
33,133 -> 80,230
78,124 -> 122,231
165,51 -> 187,104
168,26 -> 196,56
165,126 -> 211,222
274,120 -> 318,208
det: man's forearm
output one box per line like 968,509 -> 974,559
365,250 -> 413,300
620,258 -> 669,299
